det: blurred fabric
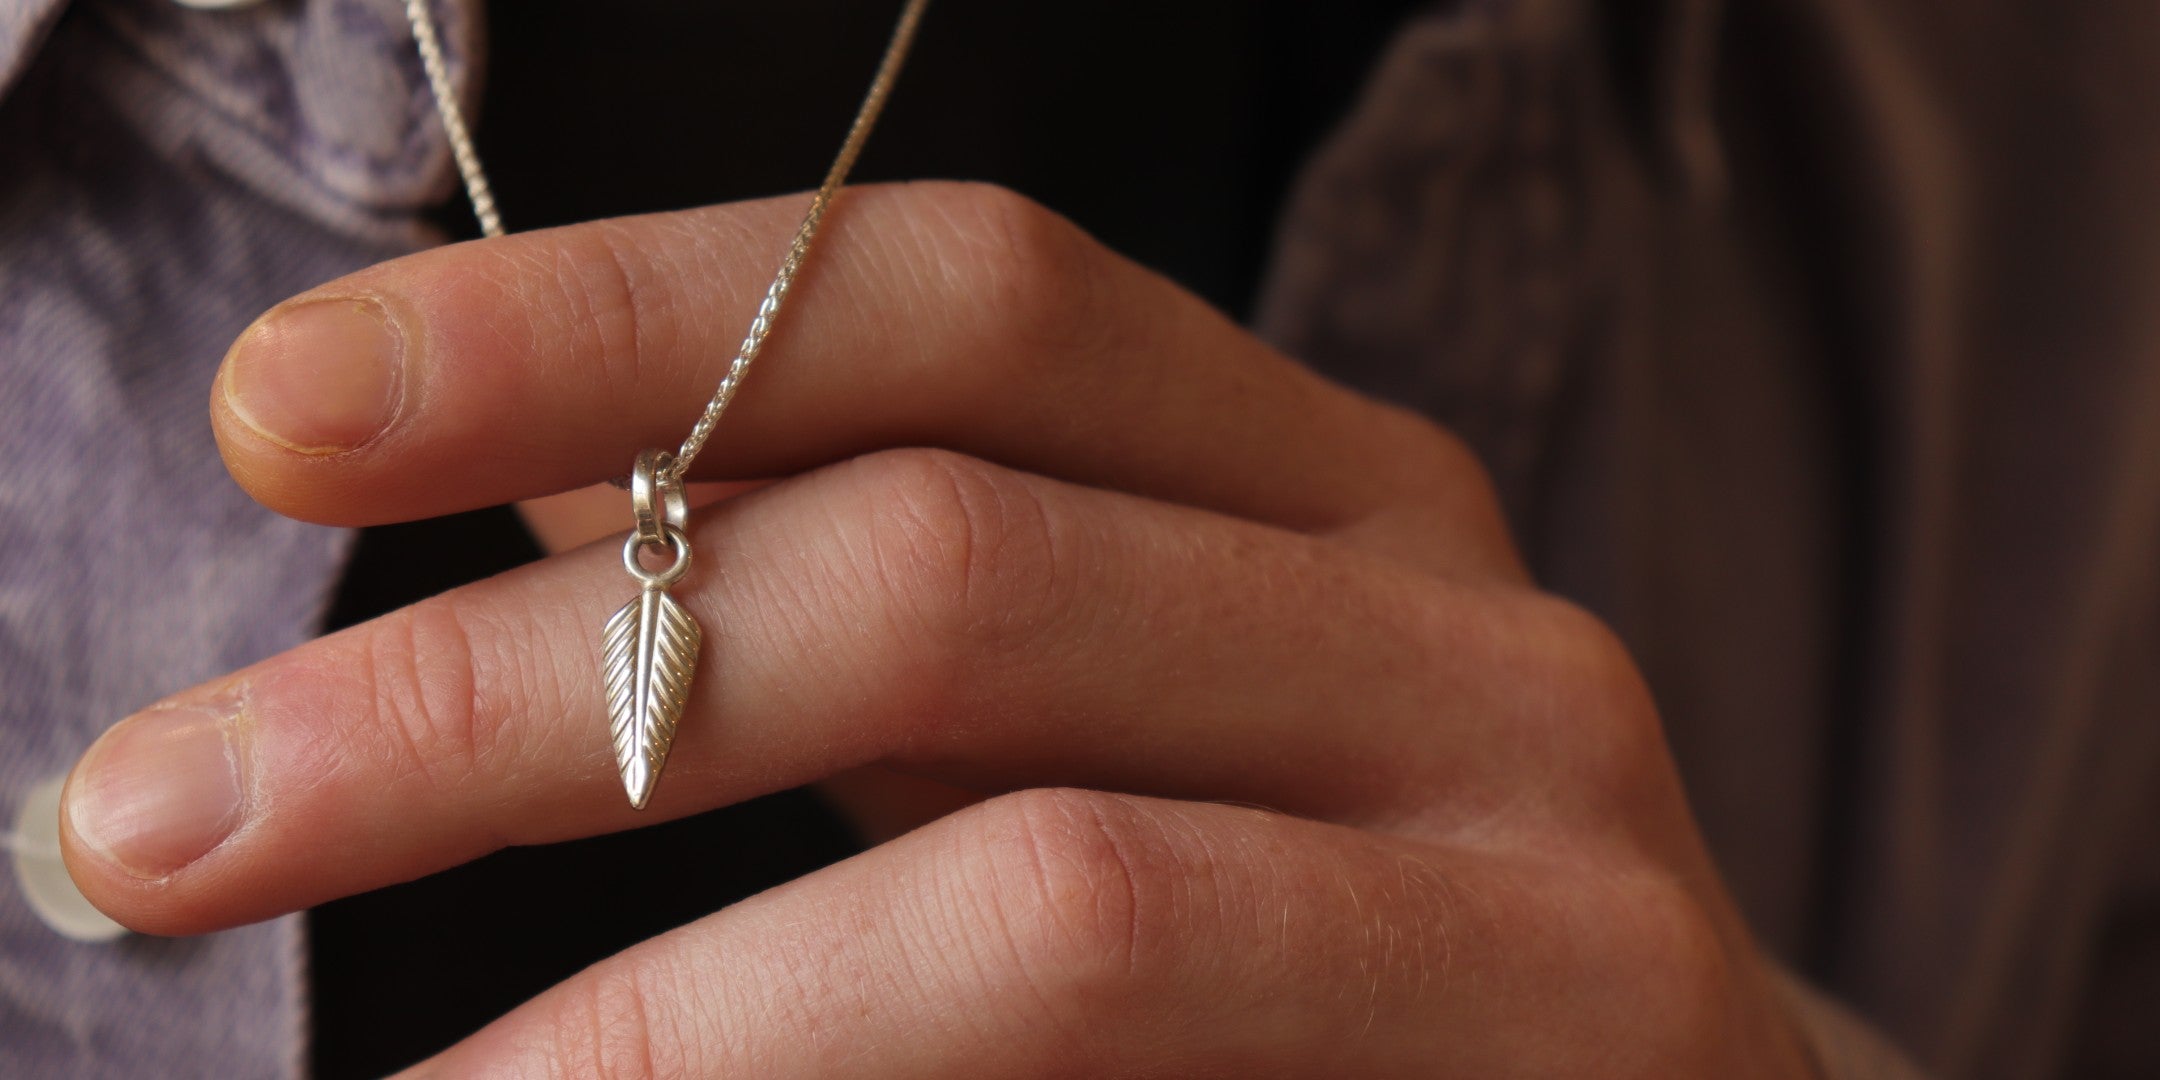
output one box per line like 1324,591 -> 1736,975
1262,2 -> 2160,1076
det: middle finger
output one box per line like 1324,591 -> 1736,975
62,450 -> 1564,935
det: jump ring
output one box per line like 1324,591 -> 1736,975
622,525 -> 693,588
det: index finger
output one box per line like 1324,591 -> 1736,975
213,182 -> 1514,574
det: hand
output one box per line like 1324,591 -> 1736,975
61,183 -> 1815,1077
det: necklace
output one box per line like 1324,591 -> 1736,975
403,0 -> 934,809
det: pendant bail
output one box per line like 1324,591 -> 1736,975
630,449 -> 689,549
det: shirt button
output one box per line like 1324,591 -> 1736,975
10,773 -> 128,943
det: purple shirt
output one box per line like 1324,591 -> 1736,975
0,1 -> 474,1074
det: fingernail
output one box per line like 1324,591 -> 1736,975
222,297 -> 404,453
65,704 -> 248,879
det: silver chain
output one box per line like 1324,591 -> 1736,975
405,0 -> 502,239
402,0 -> 933,482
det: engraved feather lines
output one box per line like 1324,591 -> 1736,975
601,587 -> 702,810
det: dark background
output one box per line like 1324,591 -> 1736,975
312,1 -> 1423,1074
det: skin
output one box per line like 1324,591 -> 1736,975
60,182 -> 1820,1078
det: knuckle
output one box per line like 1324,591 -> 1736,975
1543,599 -> 1653,717
924,181 -> 1121,364
850,447 -> 1073,657
545,957 -> 698,1080
1515,596 -> 1673,808
951,789 -> 1185,997
546,221 -> 682,394
349,602 -> 488,791
281,596 -> 537,799
1384,406 -> 1516,549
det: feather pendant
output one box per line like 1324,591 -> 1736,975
601,584 -> 702,809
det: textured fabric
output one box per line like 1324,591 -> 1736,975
0,1 -> 473,1076
1259,2 -> 2160,1078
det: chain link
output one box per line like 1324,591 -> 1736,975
403,0 -> 933,481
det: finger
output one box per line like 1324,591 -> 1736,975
211,181 -> 1513,576
62,450 -> 1615,934
391,790 -> 1697,1079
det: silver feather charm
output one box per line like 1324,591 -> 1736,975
602,583 -> 701,809
604,450 -> 700,810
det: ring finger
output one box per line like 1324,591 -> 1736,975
391,789 -> 1616,1079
